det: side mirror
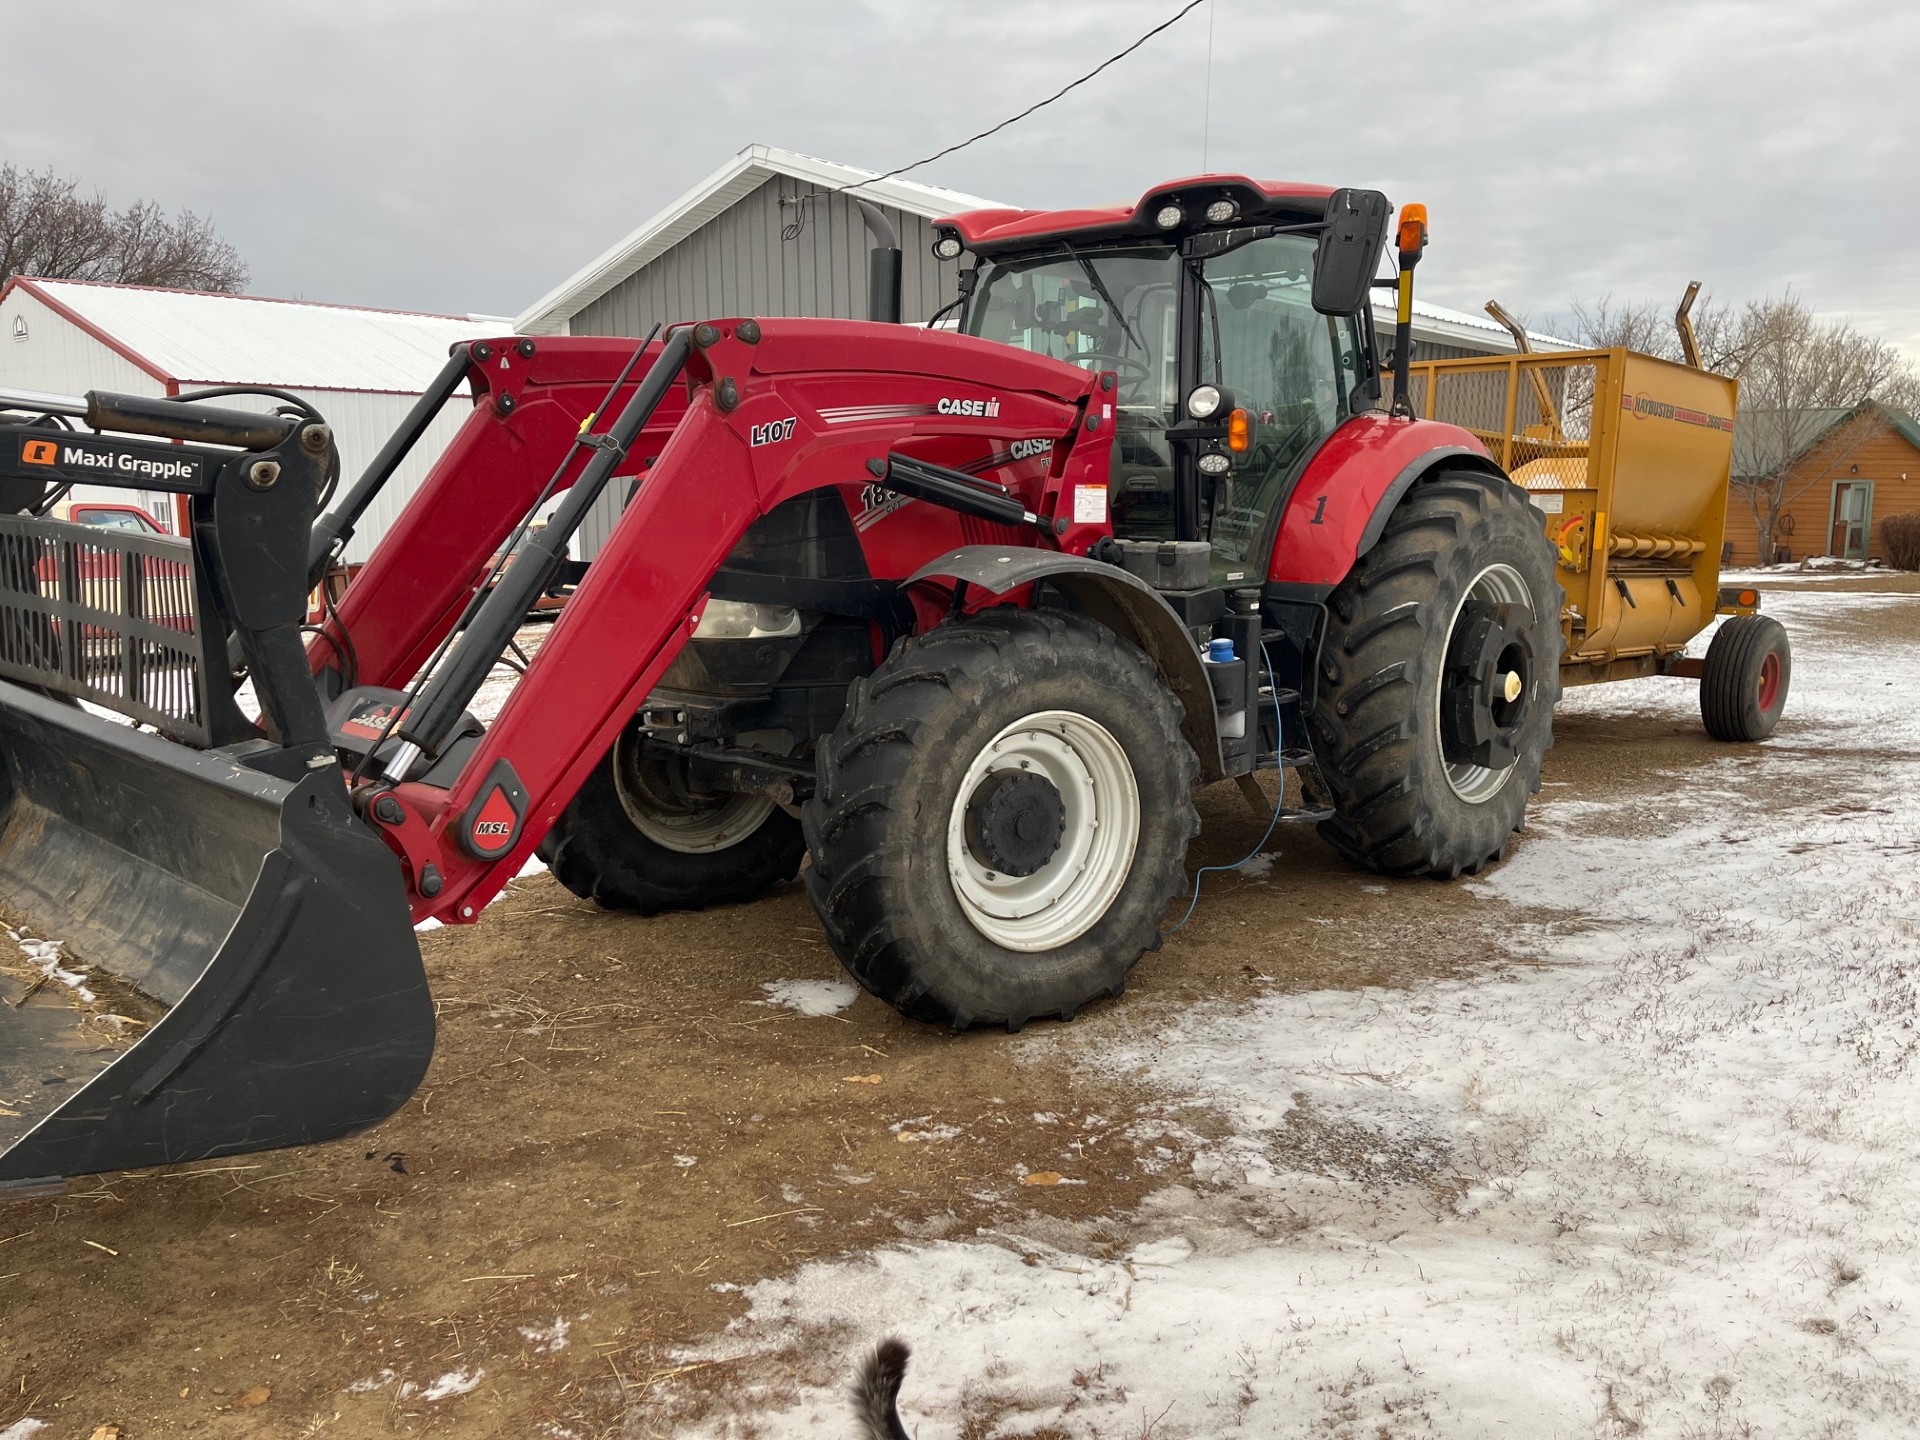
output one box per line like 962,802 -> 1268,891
1312,188 -> 1391,316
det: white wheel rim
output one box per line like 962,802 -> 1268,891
1437,562 -> 1533,803
613,732 -> 775,855
945,710 -> 1140,952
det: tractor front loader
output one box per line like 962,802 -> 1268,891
2,177 -> 1575,1188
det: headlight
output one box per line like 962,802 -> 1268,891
1204,199 -> 1238,224
694,599 -> 802,640
1197,452 -> 1231,475
1186,384 -> 1223,420
932,233 -> 964,260
1154,203 -> 1184,230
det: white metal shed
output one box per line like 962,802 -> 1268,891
0,277 -> 508,560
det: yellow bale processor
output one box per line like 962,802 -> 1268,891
1409,313 -> 1789,741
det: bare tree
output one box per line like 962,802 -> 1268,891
0,163 -> 247,292
1571,288 -> 1920,562
1570,291 -> 1750,373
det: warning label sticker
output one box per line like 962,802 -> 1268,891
1073,484 -> 1108,525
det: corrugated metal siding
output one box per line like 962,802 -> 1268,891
571,176 -> 965,334
161,386 -> 478,563
0,288 -> 165,398
569,177 -> 967,554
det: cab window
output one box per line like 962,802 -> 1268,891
1198,234 -> 1363,576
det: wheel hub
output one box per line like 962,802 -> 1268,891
1441,599 -> 1535,771
964,769 -> 1066,878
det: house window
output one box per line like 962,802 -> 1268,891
1828,480 -> 1873,559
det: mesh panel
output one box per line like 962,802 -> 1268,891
0,514 -> 210,743
1411,356 -> 1605,491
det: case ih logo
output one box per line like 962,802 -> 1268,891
937,396 -> 1000,418
1008,437 -> 1053,461
20,438 -> 57,465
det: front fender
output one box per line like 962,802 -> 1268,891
906,547 -> 1225,780
1265,415 -> 1503,590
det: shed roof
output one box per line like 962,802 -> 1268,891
4,276 -> 510,393
1731,401 -> 1920,479
516,144 -> 1575,353
516,144 -> 999,336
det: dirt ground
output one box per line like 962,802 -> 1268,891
3,573 -> 1916,1439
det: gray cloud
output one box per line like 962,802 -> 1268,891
4,0 -> 1911,354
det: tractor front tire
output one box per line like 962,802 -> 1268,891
540,731 -> 804,915
804,608 -> 1198,1031
1307,470 -> 1563,878
1700,613 -> 1790,741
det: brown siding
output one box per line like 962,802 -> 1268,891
1723,414 -> 1920,564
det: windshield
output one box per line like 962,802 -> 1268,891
965,244 -> 1182,537
965,234 -> 1362,574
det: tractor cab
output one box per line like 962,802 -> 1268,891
937,179 -> 1391,584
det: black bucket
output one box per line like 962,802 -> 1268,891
0,681 -> 433,1186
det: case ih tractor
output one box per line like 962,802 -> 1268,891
0,176 -> 1756,1187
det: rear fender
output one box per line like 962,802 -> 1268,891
1266,415 -> 1503,591
905,547 -> 1223,779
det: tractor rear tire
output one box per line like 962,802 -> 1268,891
1700,613 -> 1790,741
803,607 -> 1198,1031
539,731 -> 804,915
1306,470 -> 1562,878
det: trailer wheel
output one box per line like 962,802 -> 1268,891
1700,614 -> 1790,741
804,607 -> 1198,1031
1307,470 -> 1563,878
539,731 -> 804,914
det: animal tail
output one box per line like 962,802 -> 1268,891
849,1336 -> 911,1440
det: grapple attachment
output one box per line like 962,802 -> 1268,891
0,391 -> 432,1187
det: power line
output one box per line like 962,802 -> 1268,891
834,0 -> 1209,198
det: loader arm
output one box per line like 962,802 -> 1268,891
310,337 -> 684,693
352,320 -> 1117,926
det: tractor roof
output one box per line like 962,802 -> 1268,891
937,175 -> 1337,256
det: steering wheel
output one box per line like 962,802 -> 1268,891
1077,353 -> 1152,388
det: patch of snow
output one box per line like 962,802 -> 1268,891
6,928 -> 94,1003
516,852 -> 549,879
347,1368 -> 396,1394
519,1317 -> 570,1353
1232,850 -> 1278,879
409,1368 -> 484,1402
0,1420 -> 49,1440
673,1154 -> 698,1168
889,1115 -> 963,1144
665,586 -> 1920,1438
758,977 -> 859,1017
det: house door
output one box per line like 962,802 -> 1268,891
1829,481 -> 1873,558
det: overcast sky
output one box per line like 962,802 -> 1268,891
4,0 -> 1914,355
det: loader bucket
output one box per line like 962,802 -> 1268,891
0,682 -> 434,1186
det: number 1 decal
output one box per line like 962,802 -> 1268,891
1310,495 -> 1328,525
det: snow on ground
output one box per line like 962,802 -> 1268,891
759,978 -> 860,1017
671,587 -> 1920,1439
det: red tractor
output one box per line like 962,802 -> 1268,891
0,178 -> 1560,1185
